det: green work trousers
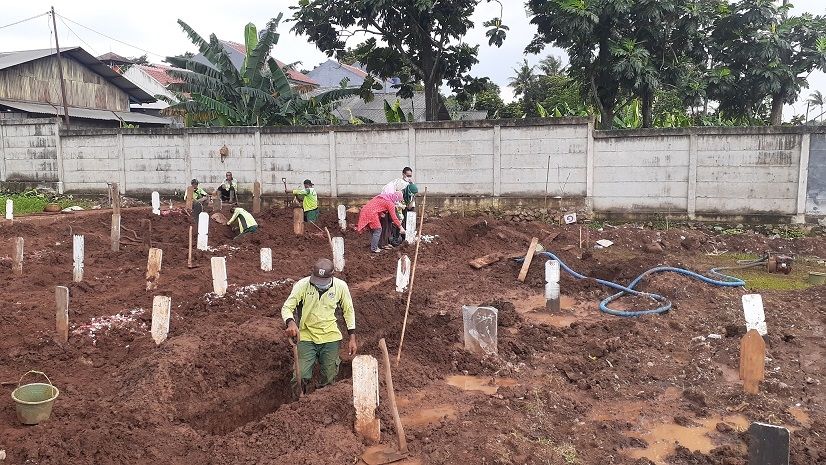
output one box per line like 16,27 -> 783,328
293,340 -> 341,392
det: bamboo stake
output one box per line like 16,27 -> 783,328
187,225 -> 193,268
395,187 -> 427,366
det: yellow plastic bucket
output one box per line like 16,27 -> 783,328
10,371 -> 59,425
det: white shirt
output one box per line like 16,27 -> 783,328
381,178 -> 409,195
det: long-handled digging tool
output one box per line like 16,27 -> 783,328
289,336 -> 303,398
361,338 -> 410,465
282,178 -> 290,208
395,188 -> 427,366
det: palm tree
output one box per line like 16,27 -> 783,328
161,15 -> 360,126
808,90 -> 824,123
508,59 -> 535,98
537,55 -> 563,75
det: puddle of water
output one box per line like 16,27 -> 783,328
445,375 -> 518,395
402,405 -> 457,427
512,294 -> 578,327
625,415 -> 748,464
789,407 -> 811,428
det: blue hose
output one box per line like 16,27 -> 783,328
529,251 -> 747,317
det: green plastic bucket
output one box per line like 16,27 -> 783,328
10,371 -> 59,425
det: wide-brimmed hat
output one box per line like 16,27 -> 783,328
310,258 -> 334,286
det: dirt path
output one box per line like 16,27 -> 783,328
0,207 -> 824,464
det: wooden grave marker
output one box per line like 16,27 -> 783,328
185,185 -> 194,210
11,237 -> 23,276
352,355 -> 381,443
55,286 -> 69,343
72,235 -> 84,282
462,306 -> 498,356
187,225 -> 194,268
146,248 -> 163,291
211,257 -> 228,296
110,182 -> 121,214
740,329 -> 765,395
111,213 -> 121,252
468,253 -> 502,269
252,181 -> 262,214
141,219 -> 152,250
517,237 -> 539,282
293,207 -> 304,235
151,296 -> 171,345
213,195 -> 222,213
260,248 -> 272,272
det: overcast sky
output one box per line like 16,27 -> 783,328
2,0 -> 824,120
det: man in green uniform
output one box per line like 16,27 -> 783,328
292,179 -> 319,222
217,171 -> 238,204
282,258 -> 357,394
226,207 -> 258,239
187,179 -> 210,217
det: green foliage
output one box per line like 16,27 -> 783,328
383,99 -> 413,123
292,0 -> 507,121
1,190 -> 93,216
162,15 -> 361,127
498,101 -> 525,119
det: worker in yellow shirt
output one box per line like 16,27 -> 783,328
292,179 -> 319,222
226,207 -> 258,239
282,258 -> 357,395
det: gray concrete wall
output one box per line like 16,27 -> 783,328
1,118 -> 824,220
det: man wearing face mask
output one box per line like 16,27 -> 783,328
380,167 -> 417,246
282,258 -> 357,394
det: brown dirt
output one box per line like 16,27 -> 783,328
0,208 -> 824,464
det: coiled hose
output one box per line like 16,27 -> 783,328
525,251 -> 765,317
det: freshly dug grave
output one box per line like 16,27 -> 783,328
0,206 -> 824,465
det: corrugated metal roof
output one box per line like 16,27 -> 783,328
0,99 -> 171,124
329,91 -> 427,123
0,47 -> 155,103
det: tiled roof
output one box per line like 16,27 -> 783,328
138,64 -> 182,87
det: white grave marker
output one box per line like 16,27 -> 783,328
151,191 -> 161,215
462,306 -> 498,356
260,248 -> 273,271
197,212 -> 209,250
5,199 -> 12,221
211,257 -> 228,296
742,294 -> 767,336
72,235 -> 84,282
151,296 -> 171,345
332,237 -> 345,272
405,211 -> 417,244
396,255 -> 411,293
337,204 -> 347,231
352,355 -> 380,443
545,259 -> 561,312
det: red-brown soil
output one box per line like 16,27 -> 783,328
0,207 -> 824,464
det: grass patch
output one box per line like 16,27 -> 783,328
0,191 -> 95,216
730,269 -> 813,291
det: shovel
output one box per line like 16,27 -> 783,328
289,336 -> 303,398
362,339 -> 410,465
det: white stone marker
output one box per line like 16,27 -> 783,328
72,235 -> 84,282
151,191 -> 161,215
151,295 -> 171,345
11,237 -> 23,276
332,237 -> 345,272
146,248 -> 163,291
211,257 -> 228,296
5,199 -> 12,221
352,355 -> 380,443
396,255 -> 411,293
196,211 -> 209,250
405,211 -> 417,244
55,286 -> 69,343
742,294 -> 767,335
260,248 -> 273,272
462,306 -> 498,356
337,204 -> 347,231
545,259 -> 561,312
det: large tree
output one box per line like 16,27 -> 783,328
291,0 -> 508,121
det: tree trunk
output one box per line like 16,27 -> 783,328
424,78 -> 442,121
770,93 -> 784,126
641,90 -> 653,128
599,105 -> 614,130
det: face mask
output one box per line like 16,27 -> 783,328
314,282 -> 332,292
404,176 -> 412,182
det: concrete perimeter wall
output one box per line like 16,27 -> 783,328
1,117 -> 824,221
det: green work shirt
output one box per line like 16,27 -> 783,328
227,208 -> 257,229
185,187 -> 208,201
281,277 -> 355,344
292,187 -> 319,212
221,179 -> 238,191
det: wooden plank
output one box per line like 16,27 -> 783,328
151,295 -> 171,345
740,329 -> 765,395
141,219 -> 152,250
11,237 -> 23,276
352,355 -> 381,444
145,248 -> 163,291
110,213 -> 121,252
211,257 -> 228,296
185,185 -> 194,210
187,225 -> 193,268
293,207 -> 304,235
252,181 -> 262,214
110,182 -> 121,214
468,253 -> 502,269
55,286 -> 69,343
517,237 -> 539,282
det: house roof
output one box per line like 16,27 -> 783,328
0,47 -> 155,103
0,99 -> 171,124
329,91 -> 427,123
196,40 -> 317,86
138,64 -> 183,87
97,52 -> 134,64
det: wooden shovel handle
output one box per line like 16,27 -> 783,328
378,338 -> 407,453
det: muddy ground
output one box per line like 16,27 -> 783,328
0,205 -> 824,465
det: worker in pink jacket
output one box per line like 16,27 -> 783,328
357,193 -> 406,253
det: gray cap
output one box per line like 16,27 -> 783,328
309,258 -> 334,286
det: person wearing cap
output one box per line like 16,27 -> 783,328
292,179 -> 319,222
217,172 -> 238,203
226,207 -> 258,239
282,258 -> 357,393
186,179 -> 210,217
